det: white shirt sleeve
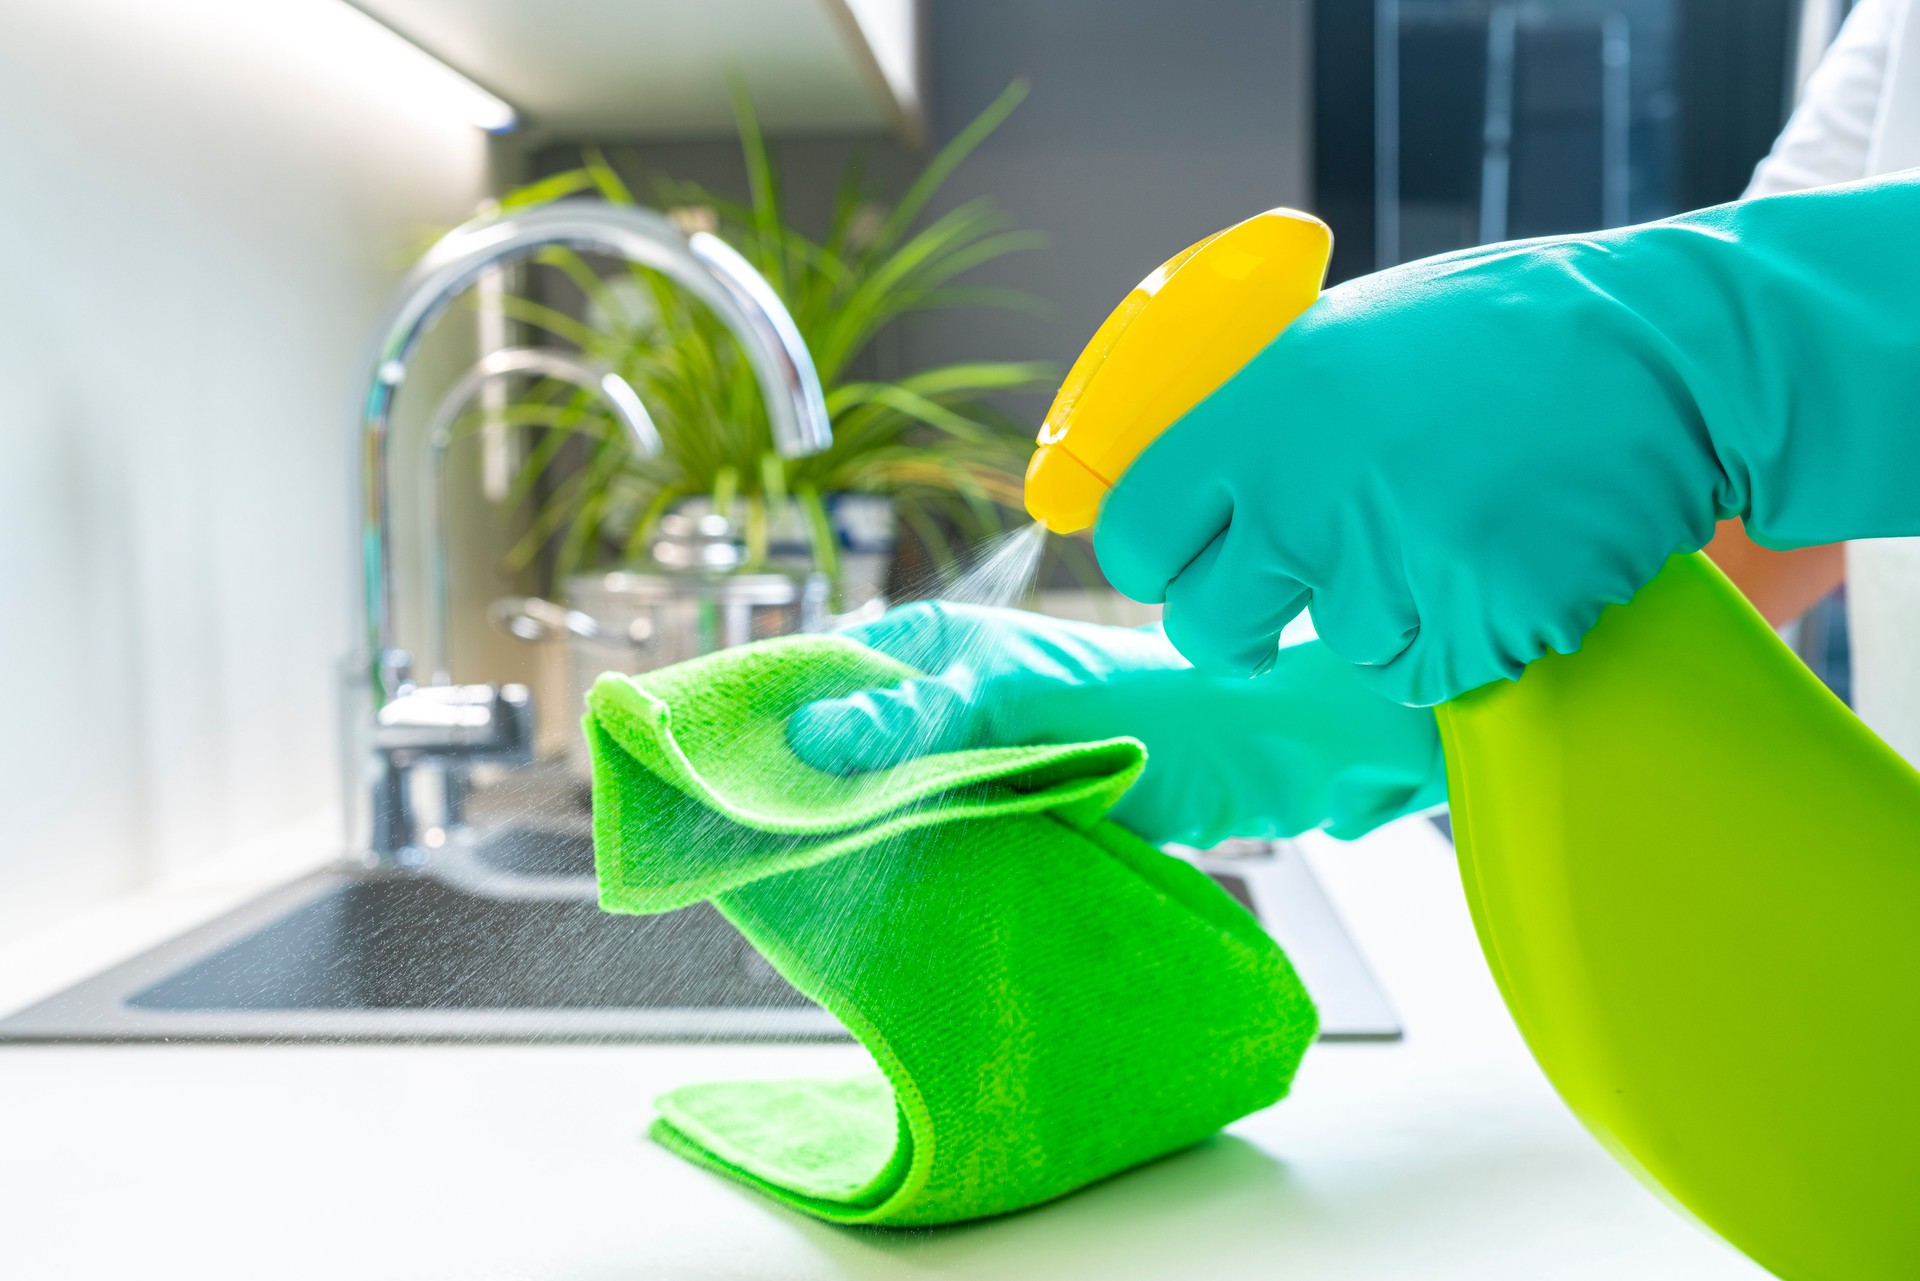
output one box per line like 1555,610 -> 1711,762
1869,0 -> 1920,171
1746,0 -> 1899,196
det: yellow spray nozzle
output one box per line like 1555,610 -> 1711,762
1024,208 -> 1334,534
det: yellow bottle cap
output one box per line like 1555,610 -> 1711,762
1024,209 -> 1332,534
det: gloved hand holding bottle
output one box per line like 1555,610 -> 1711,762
1095,172 -> 1920,706
785,601 -> 1444,847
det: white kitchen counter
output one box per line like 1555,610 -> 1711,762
0,818 -> 1767,1280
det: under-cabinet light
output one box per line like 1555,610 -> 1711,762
333,2 -> 518,133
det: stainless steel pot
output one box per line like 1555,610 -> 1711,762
493,514 -> 831,775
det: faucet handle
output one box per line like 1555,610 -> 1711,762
374,682 -> 533,767
379,647 -> 416,699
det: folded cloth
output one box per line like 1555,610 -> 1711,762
586,634 -> 1317,1227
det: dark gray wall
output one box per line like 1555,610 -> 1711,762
902,0 -> 1310,413
531,0 -> 1311,414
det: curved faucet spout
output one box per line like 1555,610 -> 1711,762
434,346 -> 662,459
353,201 -> 832,708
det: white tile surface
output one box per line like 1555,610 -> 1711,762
0,819 -> 1767,1280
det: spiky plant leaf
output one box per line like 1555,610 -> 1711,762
486,79 -> 1074,591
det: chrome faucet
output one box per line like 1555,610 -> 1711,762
350,202 -> 832,862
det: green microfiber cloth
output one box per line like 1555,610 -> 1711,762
586,634 -> 1318,1227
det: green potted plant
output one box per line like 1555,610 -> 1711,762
482,79 -> 1071,610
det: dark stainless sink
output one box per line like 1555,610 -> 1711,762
131,876 -> 801,1014
0,815 -> 836,1041
0,819 -> 1398,1044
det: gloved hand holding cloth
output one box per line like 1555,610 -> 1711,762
590,634 -> 1317,1226
787,602 -> 1445,845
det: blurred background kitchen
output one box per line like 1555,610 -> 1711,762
0,0 -> 1842,946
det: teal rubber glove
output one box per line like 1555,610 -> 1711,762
785,601 -> 1445,846
1095,172 -> 1920,705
